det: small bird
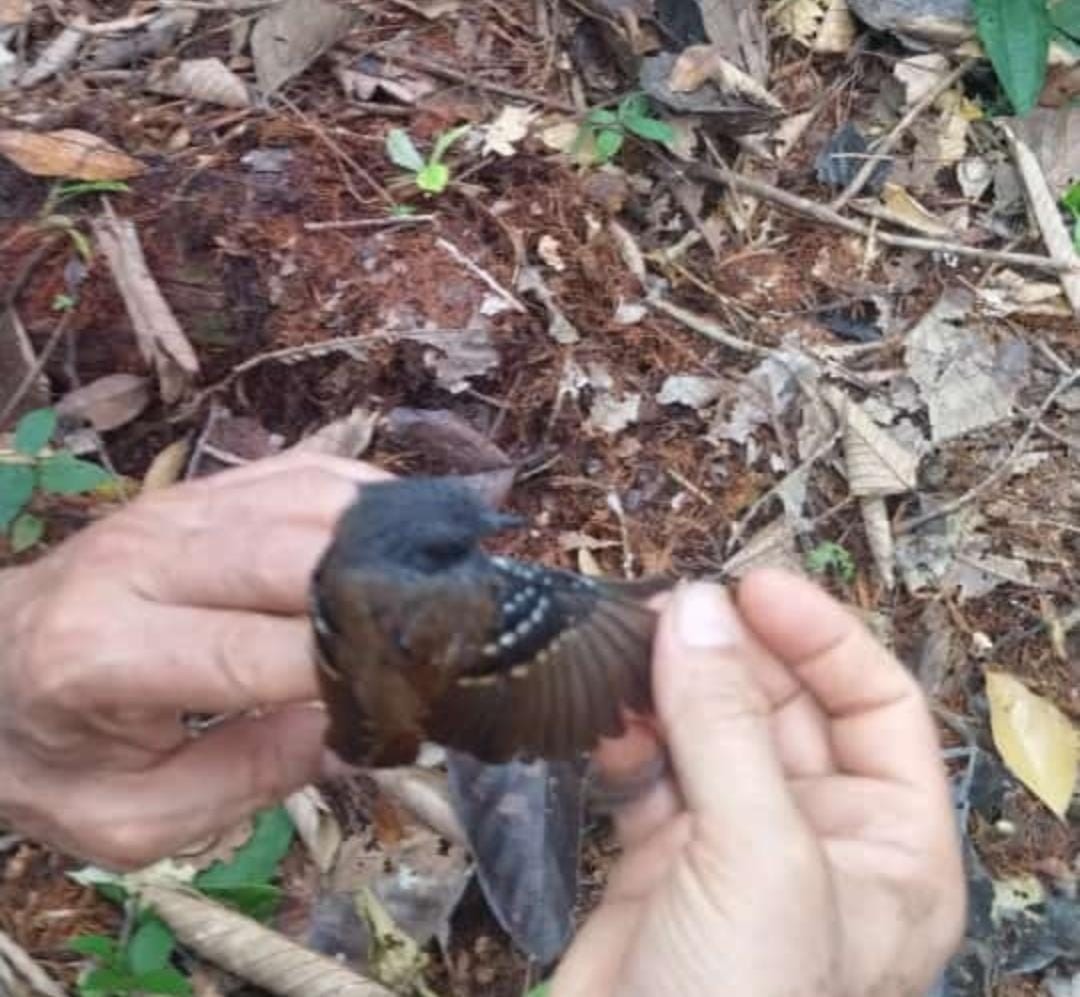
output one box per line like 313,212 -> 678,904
310,477 -> 661,767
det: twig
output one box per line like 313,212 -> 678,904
646,295 -> 770,356
832,58 -> 977,211
386,53 -> 576,112
0,929 -> 66,997
898,368 -> 1080,534
686,161 -> 1079,275
303,214 -> 437,231
0,312 -> 73,428
436,237 -> 526,313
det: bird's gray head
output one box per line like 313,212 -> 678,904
330,477 -> 521,574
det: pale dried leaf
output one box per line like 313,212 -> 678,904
811,0 -> 856,52
18,19 -> 85,87
147,57 -> 251,108
893,53 -> 949,108
483,104 -> 536,157
668,44 -> 782,110
881,183 -> 952,237
0,127 -> 144,180
586,391 -> 641,435
251,0 -> 356,96
143,885 -> 391,996
518,267 -> 579,344
369,769 -> 464,844
956,156 -> 994,200
406,326 -> 498,393
1004,107 -> 1080,198
143,439 -> 191,491
577,547 -> 603,576
986,671 -> 1078,819
56,373 -> 150,431
826,387 -> 919,496
285,788 -> 341,874
608,219 -> 646,286
293,407 -> 378,458
723,516 -> 803,576
861,495 -> 895,589
537,234 -> 566,272
775,0 -> 829,43
657,374 -> 725,410
92,211 -> 200,403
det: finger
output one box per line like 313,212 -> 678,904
98,606 -> 319,712
737,570 -> 944,789
198,452 -> 392,490
653,582 -> 801,831
63,706 -> 327,870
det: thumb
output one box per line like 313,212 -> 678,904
655,583 -> 797,829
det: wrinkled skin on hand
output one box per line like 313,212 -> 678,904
554,574 -> 966,997
0,453 -> 386,869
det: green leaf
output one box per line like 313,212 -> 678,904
386,129 -> 425,173
430,124 -> 470,164
198,883 -> 281,922
1049,0 -> 1080,38
972,0 -> 1051,115
806,541 -> 856,583
1063,182 -> 1080,215
586,108 -> 619,127
623,115 -> 675,144
1073,217 -> 1080,252
79,966 -> 137,995
196,806 -> 293,889
593,128 -> 624,163
10,512 -> 44,552
0,463 -> 35,530
129,968 -> 192,996
617,92 -> 650,123
68,934 -> 120,961
416,161 -> 450,193
14,407 -> 56,455
126,916 -> 175,975
526,984 -> 551,997
37,453 -> 111,495
55,180 -> 131,204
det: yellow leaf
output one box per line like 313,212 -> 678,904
986,671 -> 1078,819
0,128 -> 145,181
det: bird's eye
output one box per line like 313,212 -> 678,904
423,539 -> 469,564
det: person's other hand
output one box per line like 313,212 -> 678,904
555,571 -> 965,997
0,453 -> 385,869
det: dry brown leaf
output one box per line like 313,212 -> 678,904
18,19 -> 86,87
826,386 -> 919,496
0,128 -> 144,180
880,183 -> 953,237
147,57 -> 251,108
251,0 -> 356,96
92,210 -> 199,403
775,0 -> 854,51
143,439 -> 190,491
56,373 -> 150,432
861,495 -> 895,589
284,788 -> 342,874
987,671 -> 1078,819
292,407 -> 378,458
668,44 -> 782,110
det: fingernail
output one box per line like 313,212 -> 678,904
675,582 -> 738,649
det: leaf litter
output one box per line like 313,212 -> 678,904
1,0 -> 1078,992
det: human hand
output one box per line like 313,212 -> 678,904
0,453 -> 386,869
555,571 -> 965,997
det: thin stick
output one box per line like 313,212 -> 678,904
387,53 -> 577,112
436,237 -> 526,313
686,161 -> 1079,274
832,58 -> 977,211
303,214 -> 437,231
646,295 -> 770,356
0,312 -> 72,427
898,368 -> 1080,534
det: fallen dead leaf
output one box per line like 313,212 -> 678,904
142,439 -> 190,491
826,386 -> 919,496
880,183 -> 953,237
0,128 -> 144,180
56,373 -> 150,432
483,104 -> 537,157
147,57 -> 251,108
657,374 -> 725,410
668,44 -> 781,110
986,671 -> 1078,819
284,787 -> 341,874
251,0 -> 356,96
293,407 -> 378,458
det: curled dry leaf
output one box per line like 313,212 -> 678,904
292,407 -> 378,459
668,44 -> 782,110
92,210 -> 200,404
147,57 -> 251,109
986,671 -> 1078,819
56,373 -> 150,432
142,439 -> 191,491
861,495 -> 895,589
880,183 -> 953,237
284,788 -> 342,874
825,386 -> 918,496
0,128 -> 144,180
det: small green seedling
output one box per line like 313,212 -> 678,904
1063,181 -> 1080,251
576,93 -> 674,165
386,125 -> 470,194
0,407 -> 112,553
806,541 -> 856,584
70,918 -> 191,997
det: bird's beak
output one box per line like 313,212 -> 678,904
485,510 -> 525,533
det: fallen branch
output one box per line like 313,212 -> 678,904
646,295 -> 770,356
686,161 -> 1079,275
898,367 -> 1080,534
0,929 -> 66,997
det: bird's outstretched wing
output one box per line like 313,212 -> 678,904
425,558 -> 662,763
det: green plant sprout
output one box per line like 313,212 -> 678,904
385,125 -> 470,194
1063,181 -> 1080,251
68,807 -> 294,997
806,541 -> 856,585
576,92 -> 674,165
0,408 -> 112,553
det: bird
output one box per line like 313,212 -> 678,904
309,476 -> 663,767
